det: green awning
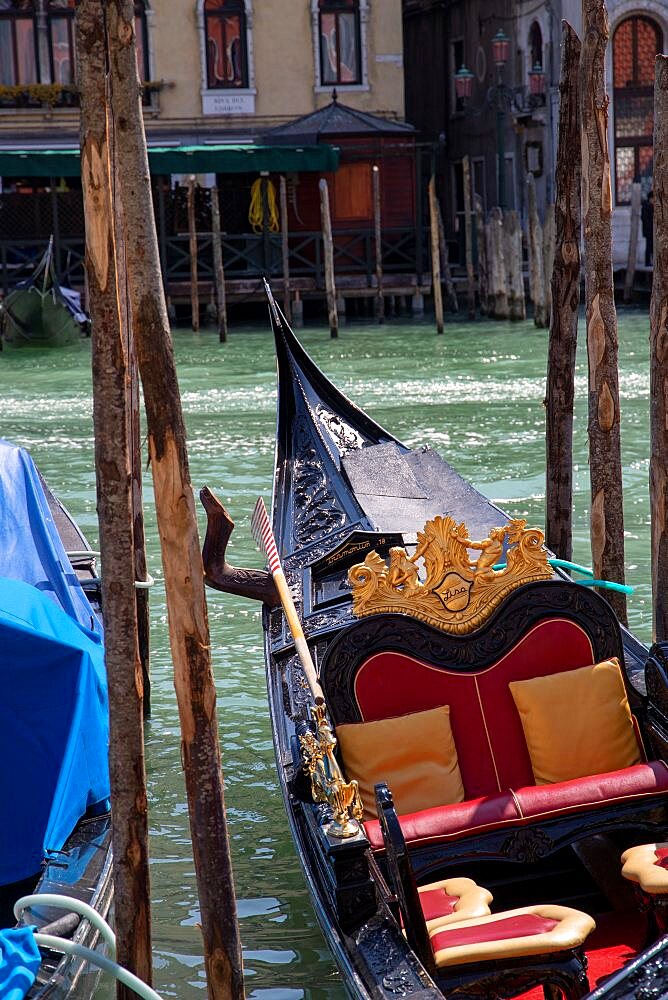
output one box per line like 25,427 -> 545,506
0,142 -> 339,178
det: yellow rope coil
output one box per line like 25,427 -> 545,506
249,177 -> 279,233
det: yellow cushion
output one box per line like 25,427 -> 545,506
509,658 -> 642,785
336,705 -> 465,821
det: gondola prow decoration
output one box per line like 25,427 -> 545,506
299,703 -> 364,839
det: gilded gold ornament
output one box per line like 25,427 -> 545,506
348,516 -> 553,635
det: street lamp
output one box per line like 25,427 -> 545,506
528,63 -> 546,100
453,28 -> 513,210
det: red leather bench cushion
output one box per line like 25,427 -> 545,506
354,618 -> 595,798
363,762 -> 668,851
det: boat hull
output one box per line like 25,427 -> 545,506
1,287 -> 84,348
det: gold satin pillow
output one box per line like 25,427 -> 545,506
336,705 -> 465,821
509,658 -> 642,785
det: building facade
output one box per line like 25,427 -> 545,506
0,0 -> 405,151
403,0 -> 665,264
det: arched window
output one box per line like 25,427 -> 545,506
319,0 -> 361,85
0,0 -> 39,86
47,0 -> 75,86
528,20 -> 542,70
613,16 -> 662,204
204,0 -> 248,89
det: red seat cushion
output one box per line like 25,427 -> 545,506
364,790 -> 520,850
430,913 -> 558,953
364,762 -> 668,851
512,762 -> 668,821
418,886 -> 459,923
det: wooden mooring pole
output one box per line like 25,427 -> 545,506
474,195 -> 488,316
436,199 -> 458,313
210,187 -> 228,343
581,0 -> 626,623
75,1 -> 152,993
543,203 -> 556,328
372,165 -> 384,323
546,21 -> 582,563
105,3 -> 244,997
624,181 -> 642,304
187,175 -> 199,332
489,207 -> 509,321
504,210 -> 526,321
650,55 -> 668,640
462,155 -> 476,320
527,173 -> 547,327
428,175 -> 444,333
319,178 -> 338,338
279,175 -> 292,324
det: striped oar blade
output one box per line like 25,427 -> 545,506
250,496 -> 324,704
250,498 -> 281,574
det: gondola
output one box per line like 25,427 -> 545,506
202,287 -> 668,1000
0,438 -> 112,1000
0,238 -> 89,349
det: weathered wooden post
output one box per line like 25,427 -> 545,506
580,0 -> 626,623
462,155 -> 476,319
489,207 -> 509,320
319,178 -> 338,338
104,3 -> 245,997
372,165 -> 384,323
624,181 -> 642,303
504,210 -> 526,321
543,203 -> 556,327
428,175 -> 444,333
210,187 -> 228,343
279,175 -> 291,325
75,1 -> 152,993
650,55 -> 668,640
436,200 -> 458,312
546,21 -> 582,563
484,215 -> 495,316
474,194 -> 488,315
527,173 -> 547,327
187,175 -> 199,332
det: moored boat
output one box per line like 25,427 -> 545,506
0,439 -> 111,1000
0,239 -> 89,349
202,287 -> 668,1000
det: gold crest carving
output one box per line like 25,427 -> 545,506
348,517 -> 553,635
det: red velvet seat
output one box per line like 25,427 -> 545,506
364,762 -> 668,851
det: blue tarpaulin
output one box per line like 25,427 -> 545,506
0,439 -> 101,636
0,928 -> 40,1000
0,441 -> 109,885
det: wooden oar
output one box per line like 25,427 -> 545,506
251,497 -> 325,704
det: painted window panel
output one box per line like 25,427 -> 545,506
0,0 -> 38,85
319,0 -> 361,86
205,0 -> 247,89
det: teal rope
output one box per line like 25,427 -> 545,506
491,558 -> 634,595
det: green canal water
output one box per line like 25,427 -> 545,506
0,311 -> 655,998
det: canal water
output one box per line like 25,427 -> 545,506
0,310 -> 654,998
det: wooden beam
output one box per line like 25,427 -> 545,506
372,165 -> 384,323
428,175 -> 444,333
462,155 -> 475,320
104,4 -> 244,997
211,187 -> 228,343
624,181 -> 642,303
580,0 -> 626,623
504,210 -> 525,321
546,21 -> 582,564
75,2 -> 152,994
187,176 -> 199,332
527,173 -> 547,327
650,55 -> 668,640
279,175 -> 291,324
319,178 -> 338,338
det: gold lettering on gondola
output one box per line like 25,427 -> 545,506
348,517 -> 553,635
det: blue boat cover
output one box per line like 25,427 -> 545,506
0,440 -> 109,885
0,928 -> 40,1000
0,438 -> 102,636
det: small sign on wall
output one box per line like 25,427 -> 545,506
202,92 -> 255,116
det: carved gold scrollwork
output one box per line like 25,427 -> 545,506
299,703 -> 364,839
348,517 -> 553,635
